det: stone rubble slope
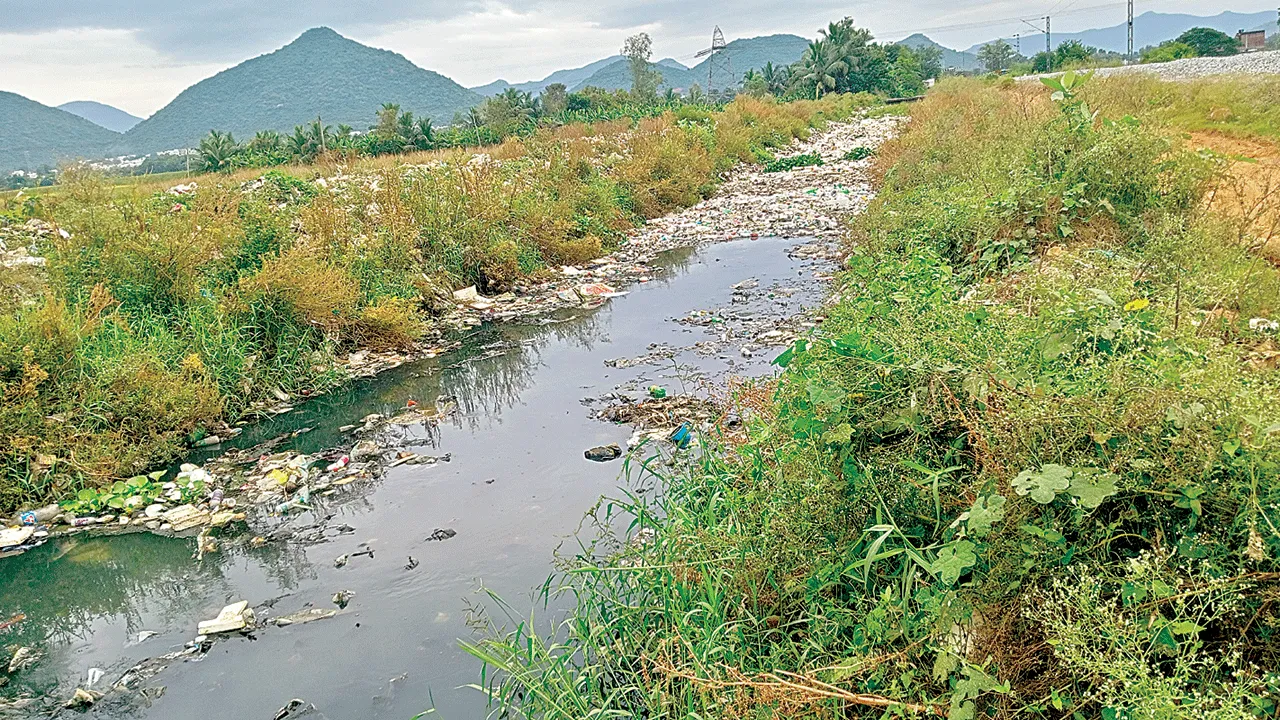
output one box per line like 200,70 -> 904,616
1023,50 -> 1280,82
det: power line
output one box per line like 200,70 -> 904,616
878,0 -> 1143,42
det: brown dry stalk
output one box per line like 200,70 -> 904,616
649,655 -> 941,715
932,375 -> 999,475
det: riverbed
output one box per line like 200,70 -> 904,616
0,235 -> 837,719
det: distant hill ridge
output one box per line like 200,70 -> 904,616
897,34 -> 978,71
471,56 -> 622,97
57,101 -> 143,133
569,34 -> 810,93
122,27 -> 481,155
0,92 -> 123,172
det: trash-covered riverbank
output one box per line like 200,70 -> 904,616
0,112 -> 899,717
1,115 -> 900,544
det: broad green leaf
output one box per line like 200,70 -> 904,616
807,380 -> 845,413
1068,470 -> 1119,508
966,495 -> 1007,537
821,423 -> 854,446
1040,332 -> 1076,360
962,373 -> 989,401
931,540 -> 977,586
1012,464 -> 1072,504
1086,288 -> 1117,307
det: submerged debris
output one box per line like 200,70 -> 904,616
198,601 -> 255,635
599,395 -> 720,430
584,444 -> 623,462
273,608 -> 337,627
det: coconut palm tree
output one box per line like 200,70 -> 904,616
761,62 -> 790,95
795,40 -> 848,99
198,130 -> 240,172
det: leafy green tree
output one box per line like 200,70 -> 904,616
686,83 -> 706,104
391,111 -> 434,151
915,45 -> 943,80
1140,41 -> 1198,63
247,130 -> 283,153
1031,51 -> 1054,73
978,40 -> 1015,72
1176,27 -> 1240,56
374,103 -> 402,139
889,45 -> 926,96
540,83 -> 568,115
198,130 -> 240,172
480,88 -> 538,135
1053,40 -> 1095,68
622,33 -> 662,101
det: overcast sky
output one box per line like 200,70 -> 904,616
0,0 -> 1271,117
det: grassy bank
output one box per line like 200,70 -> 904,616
1079,73 -> 1280,139
0,95 -> 866,512
465,75 -> 1280,717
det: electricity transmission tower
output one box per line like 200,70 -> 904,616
695,27 -> 733,97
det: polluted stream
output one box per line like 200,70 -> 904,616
0,236 -> 836,719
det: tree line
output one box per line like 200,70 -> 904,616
195,17 -> 939,174
975,26 -> 1249,75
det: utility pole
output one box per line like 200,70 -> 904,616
1015,33 -> 1021,55
1127,0 -> 1134,58
1046,16 -> 1052,61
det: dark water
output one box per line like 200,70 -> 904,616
0,237 -> 829,719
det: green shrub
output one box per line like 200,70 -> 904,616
763,153 -> 824,173
841,146 -> 874,161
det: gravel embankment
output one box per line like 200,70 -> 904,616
1022,50 -> 1280,82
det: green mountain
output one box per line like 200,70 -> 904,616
0,92 -> 124,172
571,34 -> 809,93
689,34 -> 810,87
124,27 -> 481,154
57,101 -> 144,133
472,56 -> 622,97
897,34 -> 977,71
571,59 -> 695,93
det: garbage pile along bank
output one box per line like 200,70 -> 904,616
1,115 -> 902,554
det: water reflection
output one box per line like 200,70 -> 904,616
0,239 -> 795,719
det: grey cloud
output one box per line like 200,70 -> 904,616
0,0 -> 482,60
566,0 -> 854,31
